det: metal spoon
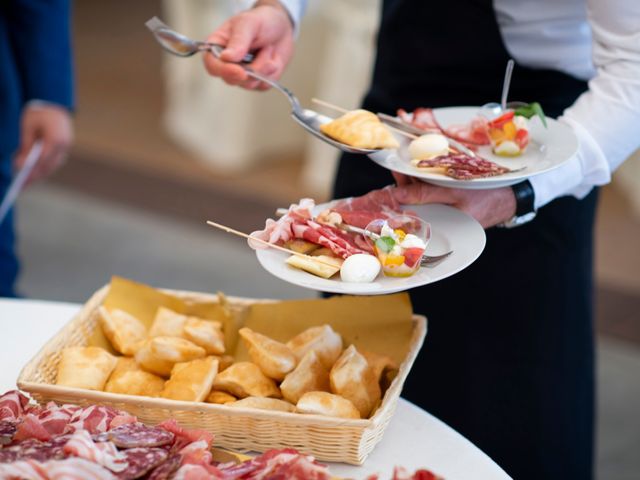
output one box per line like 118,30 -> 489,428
481,58 -> 516,116
145,17 -> 381,155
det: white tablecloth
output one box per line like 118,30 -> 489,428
0,298 -> 510,479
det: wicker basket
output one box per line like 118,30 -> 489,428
17,285 -> 427,465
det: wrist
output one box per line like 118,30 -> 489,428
254,0 -> 294,28
499,180 -> 537,228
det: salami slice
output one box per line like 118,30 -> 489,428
115,447 -> 168,480
0,435 -> 69,463
108,423 -> 174,449
0,420 -> 17,445
146,453 -> 181,480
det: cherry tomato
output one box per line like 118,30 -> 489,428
515,128 -> 529,149
488,111 -> 515,129
403,248 -> 424,267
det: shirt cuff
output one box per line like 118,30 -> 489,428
25,100 -> 69,111
240,1 -> 306,36
529,116 -> 611,209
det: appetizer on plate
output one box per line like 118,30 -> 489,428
485,102 -> 547,156
249,190 -> 431,283
396,102 -> 546,178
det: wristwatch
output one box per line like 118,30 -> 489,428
499,180 -> 537,228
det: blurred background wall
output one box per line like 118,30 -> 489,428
9,1 -> 640,478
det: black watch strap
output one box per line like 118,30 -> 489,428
512,180 -> 535,216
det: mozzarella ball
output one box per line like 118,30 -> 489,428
408,134 -> 449,160
340,254 -> 381,283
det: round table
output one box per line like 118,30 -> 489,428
0,298 -> 511,479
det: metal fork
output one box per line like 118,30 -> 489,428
145,17 -> 380,155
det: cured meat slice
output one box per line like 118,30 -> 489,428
0,419 -> 17,445
37,403 -> 80,436
416,154 -> 511,180
391,466 -> 444,480
242,448 -> 331,480
14,414 -> 52,442
63,430 -> 128,472
115,448 -> 168,480
146,454 -> 181,480
398,107 -> 490,147
0,391 -> 29,422
66,405 -> 122,435
249,198 -> 315,248
107,423 -> 174,449
0,435 -> 70,463
0,458 -> 117,480
157,419 -> 213,452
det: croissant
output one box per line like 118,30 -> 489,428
320,110 -> 399,150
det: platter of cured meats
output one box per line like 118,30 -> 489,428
252,188 -> 485,295
368,106 -> 579,190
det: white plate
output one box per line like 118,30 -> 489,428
369,106 -> 579,190
255,203 -> 486,295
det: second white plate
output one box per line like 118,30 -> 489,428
368,106 -> 578,190
255,203 -> 486,295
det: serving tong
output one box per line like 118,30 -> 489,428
145,17 -> 379,155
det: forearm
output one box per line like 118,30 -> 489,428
530,0 -> 640,208
6,0 -> 74,109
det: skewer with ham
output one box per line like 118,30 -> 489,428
397,108 -> 490,148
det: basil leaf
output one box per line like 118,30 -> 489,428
514,102 -> 547,128
531,102 -> 547,128
375,237 -> 395,253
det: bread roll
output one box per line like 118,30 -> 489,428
230,397 -> 296,413
161,357 -> 219,402
206,390 -> 237,405
361,350 -> 399,392
280,350 -> 330,404
286,325 -> 343,369
135,336 -> 206,377
330,345 -> 381,418
238,328 -> 297,381
184,317 -> 225,355
56,347 -> 117,391
104,357 -> 165,397
98,307 -> 146,355
212,362 -> 281,399
149,306 -> 186,338
150,307 -> 225,355
296,392 -> 360,419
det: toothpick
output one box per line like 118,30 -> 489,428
206,220 -> 340,268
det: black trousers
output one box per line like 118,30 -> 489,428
334,158 -> 598,479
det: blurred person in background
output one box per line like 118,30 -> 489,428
203,1 -> 640,478
0,0 -> 74,297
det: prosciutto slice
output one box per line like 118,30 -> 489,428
249,198 -> 315,248
398,107 -> 490,147
0,391 -> 29,422
329,186 -> 404,229
0,458 -> 116,480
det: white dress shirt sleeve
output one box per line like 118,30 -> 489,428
530,0 -> 640,209
239,0 -> 308,35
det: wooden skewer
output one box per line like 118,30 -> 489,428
206,220 -> 340,268
312,97 -> 459,154
311,97 -> 420,140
